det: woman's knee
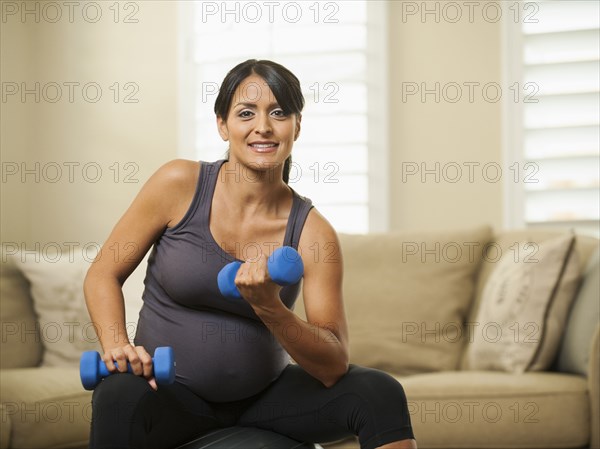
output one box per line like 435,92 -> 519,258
92,373 -> 152,418
89,374 -> 156,448
340,365 -> 409,404
334,366 -> 415,446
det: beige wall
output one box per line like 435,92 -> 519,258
388,1 -> 503,232
1,1 -> 503,247
1,15 -> 36,243
1,1 -> 178,249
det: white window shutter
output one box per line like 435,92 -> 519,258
505,0 -> 600,236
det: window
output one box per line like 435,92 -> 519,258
503,1 -> 600,237
178,1 -> 389,233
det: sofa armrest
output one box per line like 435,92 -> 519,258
590,324 -> 599,449
0,403 -> 11,449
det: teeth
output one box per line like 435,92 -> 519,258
250,143 -> 277,148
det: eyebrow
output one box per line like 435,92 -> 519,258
233,102 -> 281,109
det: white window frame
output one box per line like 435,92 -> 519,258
502,4 -> 526,230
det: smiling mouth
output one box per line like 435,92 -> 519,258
248,143 -> 279,153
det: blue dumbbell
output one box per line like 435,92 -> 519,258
80,346 -> 175,390
218,246 -> 304,299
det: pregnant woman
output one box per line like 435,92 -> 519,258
84,58 -> 417,449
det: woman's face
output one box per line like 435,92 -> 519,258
217,74 -> 301,174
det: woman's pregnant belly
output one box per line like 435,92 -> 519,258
134,302 -> 290,402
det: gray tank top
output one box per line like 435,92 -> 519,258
134,159 -> 314,402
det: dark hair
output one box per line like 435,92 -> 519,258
214,59 -> 304,184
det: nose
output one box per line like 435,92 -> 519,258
254,113 -> 272,135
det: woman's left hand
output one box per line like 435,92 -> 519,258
234,253 -> 283,311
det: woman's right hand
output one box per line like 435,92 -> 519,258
102,344 -> 158,390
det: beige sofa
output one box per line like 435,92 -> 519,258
1,225 -> 598,449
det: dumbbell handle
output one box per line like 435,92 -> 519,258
218,246 -> 304,299
96,356 -> 154,378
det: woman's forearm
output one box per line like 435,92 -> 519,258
83,271 -> 131,352
252,301 -> 349,387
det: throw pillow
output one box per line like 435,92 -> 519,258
10,250 -> 100,366
466,232 -> 580,373
10,249 -> 147,367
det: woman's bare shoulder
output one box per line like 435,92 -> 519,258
149,159 -> 201,225
298,207 -> 342,264
132,159 -> 201,228
150,159 -> 200,188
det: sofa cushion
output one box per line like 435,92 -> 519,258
465,232 -> 581,373
0,252 -> 43,369
555,248 -> 600,375
396,370 -> 589,448
295,225 -> 492,375
0,367 -> 92,449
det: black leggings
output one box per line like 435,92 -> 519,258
89,364 -> 415,449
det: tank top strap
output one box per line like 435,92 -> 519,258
283,188 -> 314,250
196,159 -> 227,232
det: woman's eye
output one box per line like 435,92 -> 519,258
272,109 -> 286,117
239,110 -> 253,118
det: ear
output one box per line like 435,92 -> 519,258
294,114 -> 302,141
217,115 -> 229,141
